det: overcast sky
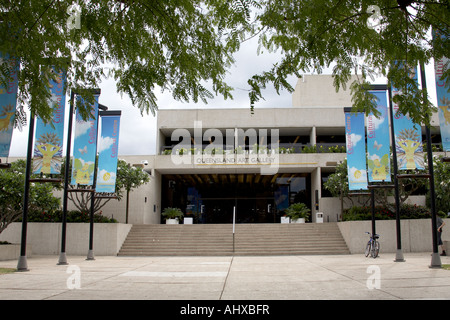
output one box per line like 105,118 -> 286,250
7,36 -> 438,158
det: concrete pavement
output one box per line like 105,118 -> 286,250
0,253 -> 449,301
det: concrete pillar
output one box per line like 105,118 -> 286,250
310,167 -> 321,222
310,126 -> 316,146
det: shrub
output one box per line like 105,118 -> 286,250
162,207 -> 184,220
399,204 -> 431,219
343,206 -> 394,221
343,204 -> 433,221
285,203 -> 310,222
23,210 -> 117,223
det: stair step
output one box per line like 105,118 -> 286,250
118,223 -> 350,256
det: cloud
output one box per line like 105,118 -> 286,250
98,136 -> 114,153
372,116 -> 385,130
348,166 -> 367,182
74,121 -> 92,139
97,169 -> 116,183
349,133 -> 362,148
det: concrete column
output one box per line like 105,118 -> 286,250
310,167 -> 321,222
310,126 -> 316,146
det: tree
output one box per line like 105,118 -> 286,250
0,160 -> 61,234
115,159 -> 150,223
324,158 -> 429,216
427,155 -> 450,213
248,0 -> 449,124
0,0 -> 254,124
61,157 -> 149,219
323,159 -> 350,217
1,1 -> 447,126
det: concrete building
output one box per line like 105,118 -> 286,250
90,75 -> 442,224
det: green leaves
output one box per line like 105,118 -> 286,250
1,0 -> 250,121
249,0 -> 448,124
115,159 -> 150,195
0,160 -> 61,234
1,0 -> 447,124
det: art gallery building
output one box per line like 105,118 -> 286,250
101,75 -> 442,225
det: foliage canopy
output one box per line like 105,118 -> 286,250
0,0 -> 448,126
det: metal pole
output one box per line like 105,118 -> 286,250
371,188 -> 376,239
86,105 -> 109,260
58,90 -> 75,265
233,206 -> 236,253
420,62 -> 441,268
17,110 -> 35,271
86,166 -> 96,260
387,85 -> 405,262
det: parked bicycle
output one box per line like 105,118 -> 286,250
364,232 -> 380,258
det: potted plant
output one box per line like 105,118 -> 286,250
285,203 -> 310,223
162,207 -> 184,224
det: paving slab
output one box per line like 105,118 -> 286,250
0,253 -> 449,303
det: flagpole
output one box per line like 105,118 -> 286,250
86,103 -> 108,260
367,84 -> 404,262
420,62 -> 441,268
57,90 -> 75,265
387,84 -> 405,262
17,110 -> 35,271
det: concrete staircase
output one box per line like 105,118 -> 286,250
118,223 -> 350,256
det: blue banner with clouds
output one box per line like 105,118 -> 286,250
71,94 -> 99,185
96,115 -> 120,193
0,53 -> 19,157
433,31 -> 450,152
367,90 -> 391,182
345,111 -> 368,190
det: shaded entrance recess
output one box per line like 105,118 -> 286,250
162,173 -> 311,223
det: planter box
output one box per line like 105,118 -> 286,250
281,217 -> 290,224
292,218 -> 305,223
166,219 -> 179,224
337,219 -> 450,254
0,223 -> 131,256
0,244 -> 32,261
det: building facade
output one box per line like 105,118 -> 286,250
100,75 -> 441,224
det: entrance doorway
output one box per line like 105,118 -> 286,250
161,173 -> 311,224
198,197 -> 276,224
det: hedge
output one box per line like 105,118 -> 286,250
20,210 -> 117,223
342,204 -> 432,221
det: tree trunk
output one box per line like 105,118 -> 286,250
126,189 -> 130,224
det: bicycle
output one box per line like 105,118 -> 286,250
364,232 -> 380,258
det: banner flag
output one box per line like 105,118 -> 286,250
33,67 -> 66,174
96,115 -> 120,193
433,31 -> 450,151
0,53 -> 19,157
344,110 -> 368,190
71,94 -> 100,185
391,62 -> 424,170
367,90 -> 391,182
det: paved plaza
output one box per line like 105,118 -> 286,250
1,253 -> 449,302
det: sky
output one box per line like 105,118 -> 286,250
6,36 -> 439,159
